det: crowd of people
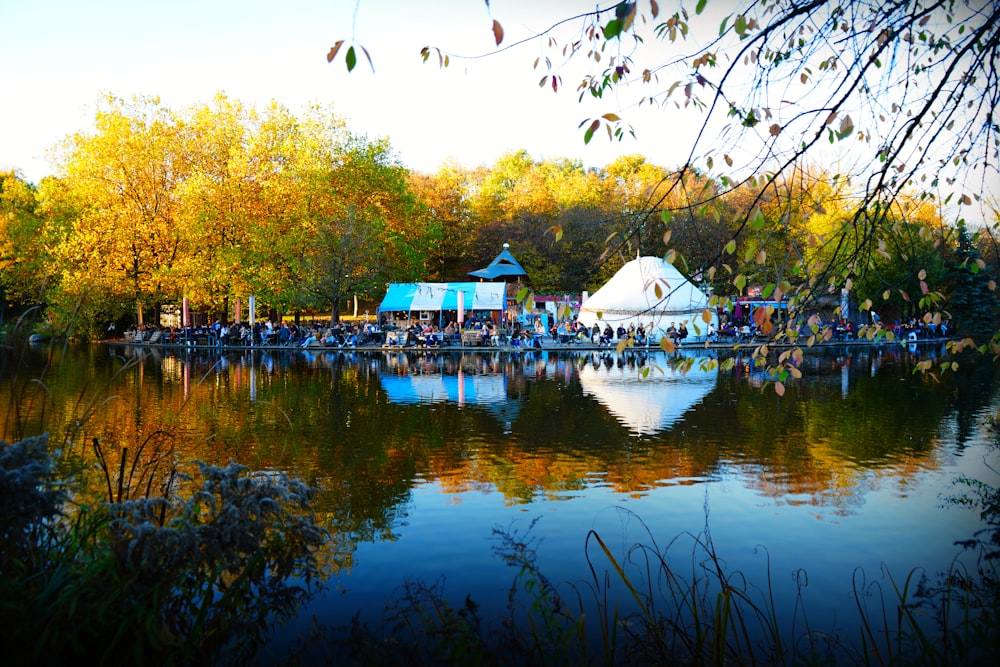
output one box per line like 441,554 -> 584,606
124,319 -> 381,348
122,310 -> 952,350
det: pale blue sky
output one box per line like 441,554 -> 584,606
0,0 -> 708,184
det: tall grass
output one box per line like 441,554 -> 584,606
328,504 -> 998,666
1,314 -> 330,665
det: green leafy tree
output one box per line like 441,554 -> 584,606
943,223 -> 997,341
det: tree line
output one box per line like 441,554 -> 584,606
1,91 -> 996,340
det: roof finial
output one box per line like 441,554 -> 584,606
503,242 -> 510,249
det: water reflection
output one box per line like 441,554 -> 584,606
578,354 -> 717,435
2,343 -> 992,606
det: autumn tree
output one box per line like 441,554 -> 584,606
292,124 -> 434,322
173,94 -> 291,321
408,162 -> 478,280
0,170 -> 47,308
46,94 -> 187,333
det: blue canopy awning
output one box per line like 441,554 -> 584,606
379,282 -> 507,314
380,283 -> 420,312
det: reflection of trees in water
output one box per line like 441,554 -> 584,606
7,345 -> 994,561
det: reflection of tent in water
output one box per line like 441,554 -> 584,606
578,361 -> 717,435
577,256 -> 718,338
380,372 -> 522,426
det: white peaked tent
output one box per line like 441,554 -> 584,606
577,256 -> 717,340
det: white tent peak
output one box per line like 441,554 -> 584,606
578,256 -> 717,338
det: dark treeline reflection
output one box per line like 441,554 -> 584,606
2,341 -> 993,571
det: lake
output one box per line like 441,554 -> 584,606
3,341 -> 997,661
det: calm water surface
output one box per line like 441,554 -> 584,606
3,341 -> 997,657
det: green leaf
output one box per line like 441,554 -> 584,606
735,14 -> 747,37
719,14 -> 730,36
696,0 -> 707,15
751,207 -> 765,230
603,18 -> 622,40
345,45 -> 357,72
762,283 -> 775,299
661,209 -> 672,224
725,239 -> 736,254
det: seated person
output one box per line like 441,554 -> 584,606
602,324 -> 614,345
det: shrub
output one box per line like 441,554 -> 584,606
0,435 -> 328,666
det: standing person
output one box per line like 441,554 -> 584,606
533,317 -> 545,348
